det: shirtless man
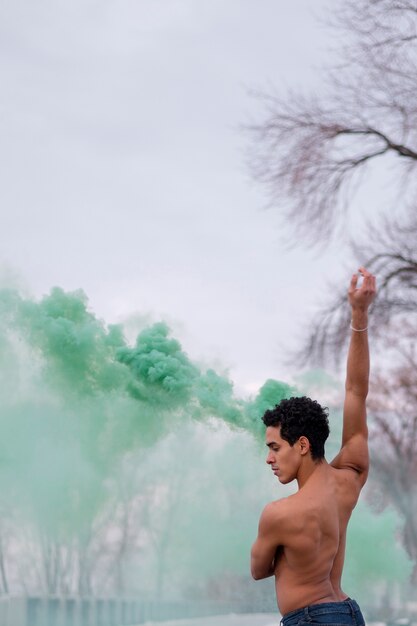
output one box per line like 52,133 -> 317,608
251,268 -> 376,626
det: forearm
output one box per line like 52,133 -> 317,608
251,549 -> 275,580
346,308 -> 370,397
250,535 -> 277,580
251,565 -> 275,580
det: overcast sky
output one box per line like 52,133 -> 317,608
0,0 -> 354,395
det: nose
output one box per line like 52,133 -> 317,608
266,451 -> 274,465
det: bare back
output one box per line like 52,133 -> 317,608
272,463 -> 362,615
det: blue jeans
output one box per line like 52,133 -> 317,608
281,598 -> 365,626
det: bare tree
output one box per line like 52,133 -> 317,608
249,0 -> 417,242
248,0 -> 417,361
295,215 -> 417,365
367,324 -> 417,583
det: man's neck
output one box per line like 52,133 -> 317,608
297,458 -> 328,489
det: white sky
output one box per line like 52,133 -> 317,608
0,0 -> 354,395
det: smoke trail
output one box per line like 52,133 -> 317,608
0,285 -> 294,594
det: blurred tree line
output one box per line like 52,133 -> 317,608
248,0 -> 417,584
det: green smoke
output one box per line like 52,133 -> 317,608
0,285 -> 293,596
343,501 -> 413,607
0,285 -> 412,607
116,322 -> 198,406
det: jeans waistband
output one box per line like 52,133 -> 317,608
282,598 -> 361,626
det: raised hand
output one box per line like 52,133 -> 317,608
348,267 -> 377,312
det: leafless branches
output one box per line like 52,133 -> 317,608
294,214 -> 417,365
367,330 -> 417,580
247,0 -> 417,368
248,0 -> 417,244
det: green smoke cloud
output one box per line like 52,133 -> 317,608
0,285 -> 292,577
1,284 -> 411,606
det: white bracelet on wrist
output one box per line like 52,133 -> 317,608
350,321 -> 368,332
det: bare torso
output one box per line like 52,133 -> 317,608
272,462 -> 361,615
252,269 -> 375,618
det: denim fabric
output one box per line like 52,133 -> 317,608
282,598 -> 365,626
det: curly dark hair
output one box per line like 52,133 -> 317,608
262,396 -> 330,461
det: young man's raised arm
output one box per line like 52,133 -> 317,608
331,268 -> 377,483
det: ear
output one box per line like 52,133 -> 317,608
298,436 -> 311,456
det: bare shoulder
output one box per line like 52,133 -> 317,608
259,496 -> 300,533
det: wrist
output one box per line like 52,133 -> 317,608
350,310 -> 368,331
351,307 -> 368,319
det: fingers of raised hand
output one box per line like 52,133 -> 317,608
349,273 -> 359,293
356,267 -> 377,299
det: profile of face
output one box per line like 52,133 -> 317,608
265,426 -> 306,484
